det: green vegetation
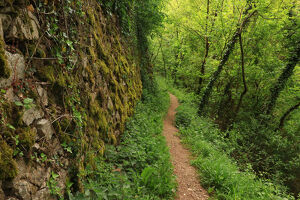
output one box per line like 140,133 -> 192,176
158,77 -> 295,199
73,85 -> 176,200
0,36 -> 10,79
1,0 -> 298,199
151,0 -> 299,197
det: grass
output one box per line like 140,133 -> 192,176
157,77 -> 295,200
72,83 -> 176,200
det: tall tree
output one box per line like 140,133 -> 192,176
266,6 -> 300,115
198,0 -> 210,93
198,5 -> 257,114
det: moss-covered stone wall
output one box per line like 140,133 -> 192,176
0,0 -> 142,199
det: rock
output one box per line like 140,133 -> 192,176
22,107 -> 44,126
0,15 -> 3,40
0,51 -> 25,88
36,119 -> 54,141
0,14 -> 12,39
60,158 -> 69,169
13,180 -> 36,200
0,181 -> 5,200
115,111 -> 121,122
57,169 -> 68,193
37,86 -> 48,106
6,197 -> 19,200
5,87 -> 19,102
7,9 -> 39,41
32,188 -> 52,200
16,159 -> 28,178
28,166 -> 50,188
32,143 -> 40,151
108,97 -> 114,110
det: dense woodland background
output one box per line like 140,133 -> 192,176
149,0 -> 299,197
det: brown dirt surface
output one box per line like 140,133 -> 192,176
163,93 -> 209,200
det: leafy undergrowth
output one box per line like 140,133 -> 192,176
157,77 -> 295,200
72,85 -> 176,200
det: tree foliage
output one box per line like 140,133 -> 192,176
150,0 -> 300,196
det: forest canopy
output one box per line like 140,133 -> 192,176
150,0 -> 300,197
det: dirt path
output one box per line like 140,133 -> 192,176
163,93 -> 209,200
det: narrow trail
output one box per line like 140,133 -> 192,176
163,93 -> 209,200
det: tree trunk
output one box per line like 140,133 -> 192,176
266,5 -> 300,115
235,33 -> 247,114
160,39 -> 167,78
198,6 -> 256,115
266,45 -> 300,114
277,101 -> 300,130
198,0 -> 210,93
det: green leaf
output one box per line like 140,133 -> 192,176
7,123 -> 16,130
24,98 -> 33,104
24,104 -> 32,110
15,101 -> 23,106
51,171 -> 59,179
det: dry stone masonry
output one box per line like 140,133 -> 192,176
0,1 -> 142,199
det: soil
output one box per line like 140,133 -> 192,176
163,93 -> 209,200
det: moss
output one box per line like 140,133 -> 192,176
1,101 -> 24,127
0,140 -> 18,180
0,37 -> 11,79
110,134 -> 117,146
88,100 -> 108,132
57,73 -> 67,87
85,65 -> 95,87
28,44 -> 46,58
98,60 -> 110,77
17,127 -> 36,151
36,65 -> 56,83
88,47 -> 98,62
53,118 -> 73,144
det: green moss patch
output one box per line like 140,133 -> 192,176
0,37 -> 11,79
0,140 -> 18,180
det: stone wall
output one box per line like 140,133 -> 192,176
0,1 -> 142,199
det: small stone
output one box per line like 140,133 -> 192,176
0,181 -> 5,200
14,180 -> 35,200
0,14 -> 12,39
8,9 -> 39,41
37,86 -> 48,106
32,188 -> 52,200
0,15 -> 3,40
0,52 -> 26,88
32,143 -> 40,150
108,97 -> 114,110
5,87 -> 19,102
115,111 -> 121,122
28,166 -> 50,188
22,107 -> 44,126
36,119 -> 54,141
16,159 -> 28,177
57,169 -> 68,193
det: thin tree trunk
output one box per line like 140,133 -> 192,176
266,5 -> 300,115
277,101 -> 300,130
266,45 -> 300,115
151,41 -> 162,64
235,33 -> 247,114
198,0 -> 210,92
160,38 -> 167,78
198,6 -> 256,115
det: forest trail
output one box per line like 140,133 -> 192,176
163,94 -> 209,200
